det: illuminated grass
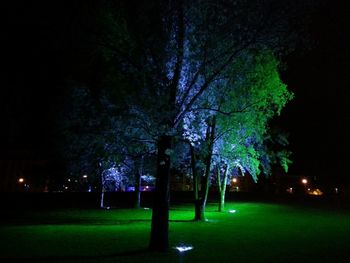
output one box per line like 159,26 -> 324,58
1,202 -> 350,262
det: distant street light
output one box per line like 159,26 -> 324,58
18,178 -> 24,183
232,178 -> 237,183
301,178 -> 308,185
82,175 -> 88,178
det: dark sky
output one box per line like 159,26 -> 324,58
2,0 -> 350,185
279,0 -> 350,185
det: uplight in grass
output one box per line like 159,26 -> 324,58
229,210 -> 237,213
174,245 -> 193,252
143,207 -> 150,210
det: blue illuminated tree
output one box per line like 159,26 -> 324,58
59,86 -> 156,208
81,0 -> 313,251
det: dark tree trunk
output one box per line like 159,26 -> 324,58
135,171 -> 141,209
149,135 -> 172,251
190,144 -> 202,221
191,117 -> 216,221
135,157 -> 143,209
194,199 -> 202,221
148,0 -> 184,251
99,166 -> 105,209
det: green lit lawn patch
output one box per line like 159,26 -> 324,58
1,203 -> 350,263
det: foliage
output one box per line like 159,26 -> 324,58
59,86 -> 156,192
56,0 -> 315,249
214,51 -> 293,181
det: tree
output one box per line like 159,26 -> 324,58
58,86 -> 122,195
184,51 -> 293,216
59,85 -> 155,208
76,0 -> 313,251
212,51 -> 293,212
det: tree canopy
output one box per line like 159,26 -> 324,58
56,0 -> 314,251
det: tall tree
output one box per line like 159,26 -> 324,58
185,51 -> 293,217
82,0 -> 313,251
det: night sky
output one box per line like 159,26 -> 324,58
279,0 -> 350,185
3,1 -> 350,186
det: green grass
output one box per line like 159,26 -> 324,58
1,202 -> 350,262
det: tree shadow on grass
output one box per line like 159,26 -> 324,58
2,217 -> 196,226
6,248 -> 179,262
8,248 -> 156,262
169,219 -> 196,223
0,218 -> 152,226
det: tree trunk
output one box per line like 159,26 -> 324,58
100,168 -> 105,208
200,116 -> 216,220
149,0 -> 183,251
135,157 -> 143,209
200,162 -> 211,221
218,165 -> 229,212
149,135 -> 172,251
191,117 -> 216,221
217,166 -> 223,212
219,183 -> 226,212
190,144 -> 203,221
100,191 -> 105,208
135,171 -> 141,209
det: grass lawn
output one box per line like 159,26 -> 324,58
1,201 -> 350,262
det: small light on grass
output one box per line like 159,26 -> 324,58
229,209 -> 236,213
143,207 -> 150,210
174,245 -> 193,253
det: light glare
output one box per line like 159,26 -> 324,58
174,245 -> 193,252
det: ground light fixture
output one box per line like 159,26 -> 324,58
229,210 -> 237,213
174,245 -> 194,253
